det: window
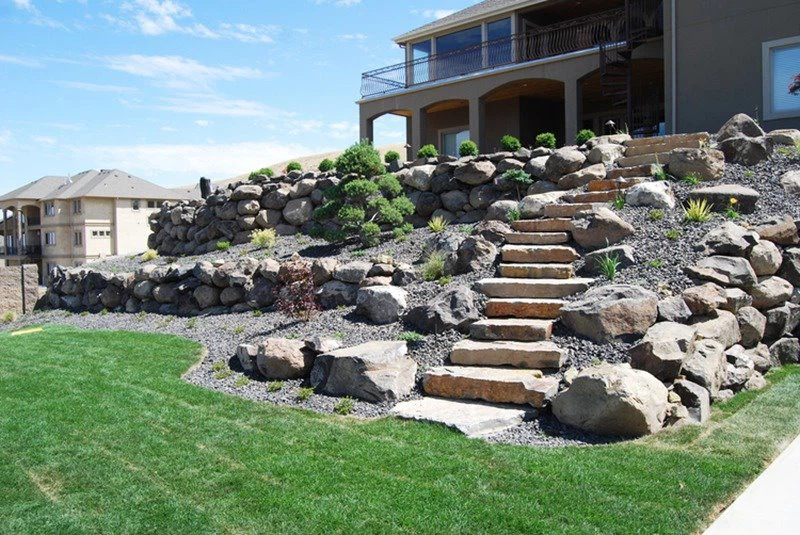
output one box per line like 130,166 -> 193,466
132,200 -> 141,211
91,230 -> 111,238
763,36 -> 800,120
44,202 -> 56,216
487,18 -> 512,67
441,128 -> 471,157
72,199 -> 82,214
412,40 -> 433,84
45,232 -> 56,246
147,200 -> 162,209
74,232 -> 82,246
436,26 -> 482,79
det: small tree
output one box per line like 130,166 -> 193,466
318,158 -> 334,172
335,139 -> 384,178
275,262 -> 320,321
576,129 -> 597,146
535,132 -> 557,149
459,140 -> 478,157
790,73 -> 800,95
417,144 -> 438,158
500,135 -> 522,152
502,169 -> 533,200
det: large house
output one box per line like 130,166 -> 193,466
0,169 -> 197,279
359,0 -> 800,158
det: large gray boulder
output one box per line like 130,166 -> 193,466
658,296 -> 693,323
688,184 -> 760,214
749,276 -> 793,310
629,321 -> 696,381
316,280 -> 358,308
561,285 -> 659,343
282,198 -> 313,226
455,160 -> 496,186
717,135 -> 773,166
779,247 -> 800,286
230,184 -> 263,201
552,364 -> 668,437
770,337 -> 800,364
755,216 -> 800,246
691,310 -> 742,349
681,339 -> 727,395
696,222 -> 759,257
447,236 -> 498,275
737,306 -> 767,348
780,170 -> 800,194
672,380 -> 711,424
625,181 -> 676,209
557,163 -> 606,190
682,283 -> 727,316
685,256 -> 758,288
404,164 -> 436,191
310,341 -> 417,402
355,286 -> 407,325
669,148 -> 725,181
748,240 -> 783,276
569,207 -> 634,251
405,286 -> 481,334
716,113 -> 765,142
583,245 -> 635,274
545,147 -> 586,181
256,338 -> 316,380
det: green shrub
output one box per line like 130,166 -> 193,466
501,169 -> 533,200
459,140 -> 478,157
318,158 -> 334,172
336,140 -> 384,178
417,144 -> 438,158
665,228 -> 682,240
297,387 -> 314,401
648,209 -> 665,221
428,215 -> 449,234
597,253 -> 620,281
611,193 -> 626,210
682,173 -> 702,186
535,132 -> 557,149
360,222 -> 382,247
267,381 -> 285,393
141,249 -> 158,262
376,174 -> 403,198
397,331 -> 424,343
500,135 -> 521,152
422,251 -> 446,281
384,150 -> 400,164
506,208 -> 521,222
683,198 -> 713,222
334,397 -> 355,416
286,161 -> 302,172
250,228 -> 277,249
576,129 -> 596,146
249,167 -> 274,180
216,241 -> 231,251
343,179 -> 379,200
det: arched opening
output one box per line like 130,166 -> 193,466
580,58 -> 665,137
422,99 -> 470,157
363,109 -> 413,161
481,79 -> 565,149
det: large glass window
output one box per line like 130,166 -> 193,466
487,18 -> 512,67
412,40 -> 432,84
436,26 -> 482,79
764,37 -> 800,120
441,128 -> 471,157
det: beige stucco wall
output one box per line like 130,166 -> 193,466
113,198 -> 153,255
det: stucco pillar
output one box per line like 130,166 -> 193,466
405,116 -> 413,161
564,77 -> 578,147
359,114 -> 374,145
469,98 -> 485,152
412,107 -> 427,157
15,208 -> 22,256
2,209 -> 7,255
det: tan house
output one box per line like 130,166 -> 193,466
359,0 -> 800,158
0,169 -> 197,280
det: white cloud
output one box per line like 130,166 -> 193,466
412,9 -> 457,20
11,0 -> 70,29
31,135 -> 57,145
154,94 -> 287,118
53,80 -> 138,93
12,0 -> 34,12
338,33 -> 367,41
0,54 -> 42,68
160,126 -> 178,132
194,120 -> 211,127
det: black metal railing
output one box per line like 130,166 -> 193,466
361,7 -> 662,98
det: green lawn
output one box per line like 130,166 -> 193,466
1,326 -> 799,534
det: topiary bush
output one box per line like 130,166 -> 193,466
318,158 -> 334,172
535,132 -> 557,149
500,135 -> 522,152
417,144 -> 438,158
576,129 -> 597,146
249,167 -> 274,180
384,150 -> 400,164
335,139 -> 384,178
459,140 -> 478,157
286,161 -> 302,172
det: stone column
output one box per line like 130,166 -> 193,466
564,77 -> 578,147
411,107 -> 427,158
469,98 -> 485,152
15,208 -> 22,256
405,116 -> 413,162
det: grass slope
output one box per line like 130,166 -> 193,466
1,326 -> 799,534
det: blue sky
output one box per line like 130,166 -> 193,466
0,0 -> 471,190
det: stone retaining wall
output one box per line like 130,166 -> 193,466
0,264 -> 40,319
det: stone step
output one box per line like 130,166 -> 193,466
451,339 -> 566,369
476,277 -> 592,299
564,191 -> 621,204
624,131 -> 710,149
586,177 -> 645,192
625,138 -> 703,157
607,164 -> 659,180
501,245 -> 579,263
423,366 -> 560,408
469,318 -> 554,342
498,263 -> 574,279
485,298 -> 565,319
390,397 -> 533,438
542,203 -> 598,218
616,152 -> 671,168
504,232 -> 570,245
511,218 -> 573,232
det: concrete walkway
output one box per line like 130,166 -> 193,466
705,434 -> 800,534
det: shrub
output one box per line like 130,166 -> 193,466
2,311 -> 15,323
267,381 -> 285,393
459,140 -> 478,157
682,173 -> 702,186
422,251 -> 446,281
384,150 -> 401,164
500,135 -> 521,152
648,209 -> 665,221
216,241 -> 231,251
683,198 -> 713,222
235,377 -> 251,388
249,167 -> 274,180
376,174 -> 403,198
343,179 -> 379,200
250,228 -> 277,249
535,132 -> 557,149
286,161 -> 302,172
501,169 -> 533,200
648,259 -> 664,269
297,387 -> 314,401
334,396 -> 355,415
665,228 -> 682,240
428,215 -> 449,234
417,144 -> 438,158
275,262 -> 320,321
336,140 -> 384,178
506,208 -> 521,222
141,249 -> 158,262
576,129 -> 596,146
611,193 -> 626,210
653,163 -> 669,181
597,252 -> 621,281
318,158 -> 334,172
397,331 -> 424,343
360,222 -> 382,248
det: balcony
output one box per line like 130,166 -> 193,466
361,6 -> 662,99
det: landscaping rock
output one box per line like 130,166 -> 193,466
405,286 -> 481,334
391,398 -> 530,438
625,181 -> 676,209
557,163 -> 606,190
448,236 -> 498,275
256,338 -> 316,380
472,220 -> 511,246
583,245 -> 635,274
316,280 -> 358,308
764,303 -> 800,342
696,222 -> 759,257
485,200 -> 519,222
745,371 -> 767,391
767,129 -> 800,146
629,321 -> 696,381
749,276 -> 793,310
552,364 -> 668,437
669,148 -> 725,181
569,207 -> 634,250
415,192 -> 441,217
405,164 -> 435,191
334,261 -> 372,284
560,284 -> 658,343
769,337 -> 800,364
748,240 -> 783,276
658,296 -> 693,323
687,184 -> 760,214
716,113 -> 765,141
518,191 -> 566,218
737,306 -> 767,347
779,247 -> 800,286
455,160 -> 496,186
523,156 -> 549,180
304,336 -> 342,354
235,343 -> 257,372
587,143 -> 625,165
720,288 -> 753,313
193,285 -> 221,309
685,256 -> 758,288
671,380 -> 711,424
780,170 -> 800,194
546,147 -> 586,181
441,190 -> 468,212
681,339 -> 727,395
310,341 -> 416,403
691,310 -> 741,349
282,198 -> 313,226
717,135 -> 772,166
755,216 -> 800,246
355,286 -> 407,325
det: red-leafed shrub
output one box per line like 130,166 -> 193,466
275,262 -> 320,321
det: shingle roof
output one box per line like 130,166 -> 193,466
394,0 -> 535,43
40,169 -> 198,201
0,175 -> 67,203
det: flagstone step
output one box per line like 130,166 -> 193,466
498,263 -> 574,279
476,277 -> 593,299
511,218 -> 573,232
542,203 -> 599,218
485,298 -> 565,319
564,190 -> 621,204
450,339 -> 566,368
624,131 -> 709,149
504,232 -> 570,245
423,366 -> 559,408
625,137 -> 705,157
390,397 -> 533,438
501,245 -> 579,263
616,152 -> 671,168
586,177 -> 645,192
469,318 -> 554,342
607,164 -> 659,180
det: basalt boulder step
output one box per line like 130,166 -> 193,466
499,263 -> 574,279
511,218 -> 573,232
616,152 -> 672,168
423,366 -> 560,407
476,278 -> 593,299
542,203 -> 599,218
607,164 -> 659,180
587,177 -> 645,192
485,298 -> 565,319
564,191 -> 621,204
501,245 -> 580,263
390,397 -> 533,438
450,339 -> 566,368
505,232 -> 570,245
624,131 -> 709,149
469,318 -> 554,342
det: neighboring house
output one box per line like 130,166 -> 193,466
359,0 -> 800,158
0,169 -> 198,281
